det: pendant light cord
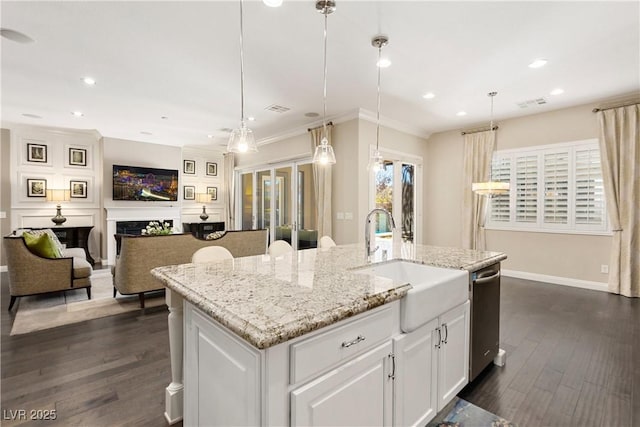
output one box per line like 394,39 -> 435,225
239,0 -> 246,125
322,11 -> 328,142
375,45 -> 382,151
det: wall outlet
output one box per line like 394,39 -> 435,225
600,264 -> 609,274
0,211 -> 6,219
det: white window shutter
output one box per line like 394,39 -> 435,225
515,155 -> 538,223
575,148 -> 605,225
490,156 -> 511,222
543,152 -> 569,224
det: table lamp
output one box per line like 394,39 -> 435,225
195,193 -> 212,221
46,189 -> 71,225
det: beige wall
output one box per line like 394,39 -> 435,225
424,101 -> 611,283
1,129 -> 11,267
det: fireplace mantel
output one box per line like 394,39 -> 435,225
105,206 -> 181,265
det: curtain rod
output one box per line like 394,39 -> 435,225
592,101 -> 639,113
461,125 -> 498,136
307,121 -> 333,132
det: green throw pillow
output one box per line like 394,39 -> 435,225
23,232 -> 62,259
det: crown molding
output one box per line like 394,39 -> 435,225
256,108 -> 430,147
1,121 -> 102,139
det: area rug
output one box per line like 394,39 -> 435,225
10,270 -> 166,336
427,397 -> 516,427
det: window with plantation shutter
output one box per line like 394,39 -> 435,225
543,152 -> 569,224
515,155 -> 538,223
490,157 -> 511,222
486,139 -> 608,235
575,148 -> 605,226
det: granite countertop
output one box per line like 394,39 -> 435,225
151,243 -> 506,349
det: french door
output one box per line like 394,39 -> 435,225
370,149 -> 421,250
237,161 -> 318,250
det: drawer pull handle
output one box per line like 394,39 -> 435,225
341,335 -> 366,348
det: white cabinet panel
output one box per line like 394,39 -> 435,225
291,342 -> 393,427
393,318 -> 438,427
185,307 -> 261,426
437,301 -> 470,410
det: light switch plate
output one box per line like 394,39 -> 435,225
345,212 -> 353,220
0,211 -> 6,219
336,212 -> 344,220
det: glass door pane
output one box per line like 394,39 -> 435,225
256,170 -> 271,231
401,163 -> 415,243
240,172 -> 254,230
274,166 -> 293,245
297,163 -> 318,249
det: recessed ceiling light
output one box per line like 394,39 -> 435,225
528,58 -> 547,68
71,111 -> 84,117
82,77 -> 96,86
550,88 -> 564,96
376,58 -> 391,68
140,131 -> 152,136
0,28 -> 35,44
423,92 -> 435,99
247,116 -> 255,121
22,113 -> 42,119
263,0 -> 283,7
456,111 -> 467,116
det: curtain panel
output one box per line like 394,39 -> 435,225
223,152 -> 235,230
598,104 -> 639,298
461,130 -> 496,250
309,125 -> 333,239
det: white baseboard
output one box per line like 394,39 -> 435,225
502,269 -> 608,293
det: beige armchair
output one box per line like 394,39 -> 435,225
3,235 -> 92,310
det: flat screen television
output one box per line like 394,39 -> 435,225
113,165 -> 179,201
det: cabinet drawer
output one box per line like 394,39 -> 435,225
290,305 -> 394,385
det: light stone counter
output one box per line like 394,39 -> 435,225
151,243 -> 506,350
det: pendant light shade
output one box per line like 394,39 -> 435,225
472,91 -> 510,197
368,35 -> 389,172
312,0 -> 336,165
227,0 -> 258,153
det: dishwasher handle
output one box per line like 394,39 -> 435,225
474,271 -> 500,285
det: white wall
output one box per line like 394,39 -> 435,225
424,101 -> 612,284
7,124 -> 103,261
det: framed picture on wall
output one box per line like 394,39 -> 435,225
70,180 -> 88,198
69,148 -> 87,166
206,162 -> 217,176
183,160 -> 196,175
184,185 -> 195,200
27,178 -> 47,197
27,143 -> 47,163
207,186 -> 218,201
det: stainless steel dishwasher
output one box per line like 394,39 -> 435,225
469,263 -> 501,381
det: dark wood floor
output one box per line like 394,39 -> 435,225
461,277 -> 640,427
1,273 -> 638,426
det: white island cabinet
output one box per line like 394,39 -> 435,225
151,244 -> 506,426
185,301 -> 399,426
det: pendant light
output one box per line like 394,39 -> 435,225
312,0 -> 336,165
227,0 -> 258,153
472,91 -> 510,197
368,35 -> 388,172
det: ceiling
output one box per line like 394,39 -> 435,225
2,1 -> 638,149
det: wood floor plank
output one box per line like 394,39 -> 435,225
540,384 -> 581,427
601,393 -> 632,427
573,381 -> 607,427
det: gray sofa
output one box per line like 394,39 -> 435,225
112,230 -> 268,307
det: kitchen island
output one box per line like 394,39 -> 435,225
152,243 -> 506,426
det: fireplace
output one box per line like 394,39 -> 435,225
105,207 -> 181,265
116,220 -> 174,235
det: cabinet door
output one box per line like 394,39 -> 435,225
291,341 -> 393,427
437,301 -> 470,410
185,307 -> 261,426
393,318 -> 439,427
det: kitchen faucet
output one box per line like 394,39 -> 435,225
365,208 -> 396,262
